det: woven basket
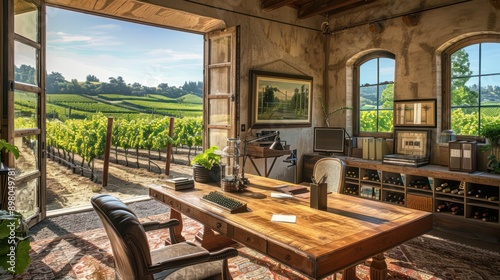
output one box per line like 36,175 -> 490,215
406,194 -> 433,212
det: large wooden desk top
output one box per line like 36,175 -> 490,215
150,174 -> 433,279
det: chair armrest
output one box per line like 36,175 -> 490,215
207,247 -> 239,261
148,250 -> 211,274
142,219 -> 180,244
142,219 -> 180,231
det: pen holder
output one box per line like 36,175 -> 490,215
310,182 -> 327,210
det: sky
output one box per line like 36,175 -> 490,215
46,7 -> 203,87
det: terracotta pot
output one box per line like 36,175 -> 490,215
192,164 -> 221,184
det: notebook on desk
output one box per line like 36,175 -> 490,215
276,185 -> 310,198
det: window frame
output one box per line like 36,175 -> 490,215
442,35 -> 500,141
353,51 -> 395,138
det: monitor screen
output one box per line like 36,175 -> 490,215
313,127 -> 345,154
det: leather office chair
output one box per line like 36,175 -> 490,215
91,194 -> 238,280
313,157 -> 346,193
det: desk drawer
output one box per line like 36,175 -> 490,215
150,189 -> 181,211
233,227 -> 266,252
268,243 -> 313,276
180,204 -> 203,222
203,215 -> 228,235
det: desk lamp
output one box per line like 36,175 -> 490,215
240,131 -> 284,185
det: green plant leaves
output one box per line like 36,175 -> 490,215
191,146 -> 221,170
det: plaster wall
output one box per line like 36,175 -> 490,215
327,0 -> 500,164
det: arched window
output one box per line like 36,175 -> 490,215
354,52 -> 395,136
443,37 -> 500,137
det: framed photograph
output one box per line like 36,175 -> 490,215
394,99 -> 436,127
249,70 -> 312,128
394,129 -> 431,157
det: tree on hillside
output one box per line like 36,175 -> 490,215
450,48 -> 479,135
86,75 -> 99,82
46,72 -> 67,93
380,84 -> 394,108
182,81 -> 203,97
451,49 -> 477,107
15,64 -> 36,85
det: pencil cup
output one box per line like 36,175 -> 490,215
310,182 -> 327,211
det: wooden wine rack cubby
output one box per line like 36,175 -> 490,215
302,153 -> 500,242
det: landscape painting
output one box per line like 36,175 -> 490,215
250,70 -> 312,128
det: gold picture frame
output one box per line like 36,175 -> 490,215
394,129 -> 431,157
394,99 -> 436,127
249,70 -> 312,128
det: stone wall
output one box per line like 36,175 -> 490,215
327,0 -> 500,164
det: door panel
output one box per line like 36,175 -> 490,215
4,0 -> 46,225
204,27 -> 239,149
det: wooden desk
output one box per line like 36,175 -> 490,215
150,174 -> 433,279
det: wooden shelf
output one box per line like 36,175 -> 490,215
302,153 -> 500,242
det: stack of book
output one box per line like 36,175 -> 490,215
163,177 -> 194,190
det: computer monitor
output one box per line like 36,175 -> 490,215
313,127 -> 345,155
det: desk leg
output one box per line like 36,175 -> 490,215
369,253 -> 387,280
195,226 -> 236,251
341,266 -> 356,280
166,209 -> 186,244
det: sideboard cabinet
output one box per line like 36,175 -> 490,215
302,153 -> 500,242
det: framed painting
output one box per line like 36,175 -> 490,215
249,70 -> 312,128
394,128 -> 431,157
394,99 -> 436,127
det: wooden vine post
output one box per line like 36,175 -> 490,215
165,117 -> 175,175
102,117 -> 114,187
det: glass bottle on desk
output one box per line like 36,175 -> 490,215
221,138 -> 241,192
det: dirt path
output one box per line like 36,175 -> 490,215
46,147 -> 197,210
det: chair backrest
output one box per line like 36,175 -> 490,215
91,194 -> 152,279
313,157 -> 345,193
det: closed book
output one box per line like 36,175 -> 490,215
375,138 -> 390,161
448,141 -> 462,171
368,138 -> 376,161
460,141 -> 476,172
362,138 -> 370,160
164,177 -> 194,190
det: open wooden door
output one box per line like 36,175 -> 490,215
203,26 -> 240,150
1,0 -> 46,226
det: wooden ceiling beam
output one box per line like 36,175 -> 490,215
297,0 -> 376,19
261,0 -> 297,12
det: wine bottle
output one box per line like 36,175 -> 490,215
475,189 -> 483,198
482,216 -> 498,222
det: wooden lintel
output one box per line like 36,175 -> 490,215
261,0 -> 297,12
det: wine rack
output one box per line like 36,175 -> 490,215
302,153 -> 500,240
383,191 -> 405,205
343,184 -> 359,196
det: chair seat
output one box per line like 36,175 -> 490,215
151,241 -> 222,280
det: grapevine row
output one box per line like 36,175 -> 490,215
45,114 -> 203,179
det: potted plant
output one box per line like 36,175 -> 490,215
480,120 -> 500,174
0,140 -> 30,275
191,146 -> 221,183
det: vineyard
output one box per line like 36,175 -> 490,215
13,92 -> 206,188
15,92 -> 203,122
45,113 -> 203,182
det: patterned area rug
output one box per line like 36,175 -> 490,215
17,213 -> 500,280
